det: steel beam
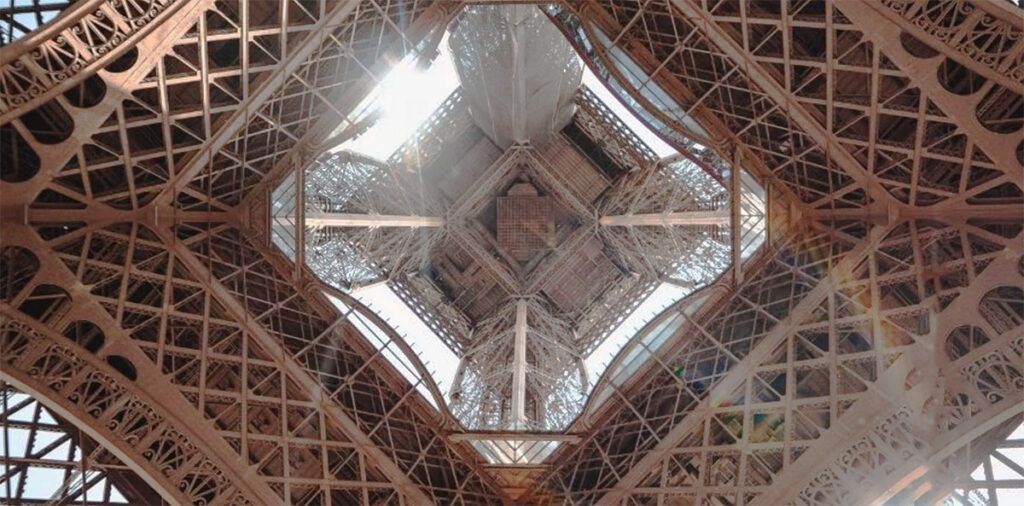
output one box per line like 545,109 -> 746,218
672,0 -> 896,208
154,0 -> 364,207
598,210 -> 728,227
306,212 -> 445,228
0,223 -> 279,505
511,300 -> 529,427
598,223 -> 891,504
838,1 -> 1023,186
867,0 -> 1023,92
750,225 -> 1023,505
152,225 -> 435,505
1,0 -> 214,207
730,149 -> 743,285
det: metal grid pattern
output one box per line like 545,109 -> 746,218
1,0 -> 1020,503
497,190 -> 554,262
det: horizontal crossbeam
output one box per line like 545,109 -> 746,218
598,210 -> 729,227
305,212 -> 445,228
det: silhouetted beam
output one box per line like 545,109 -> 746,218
598,210 -> 728,227
0,3 -> 71,16
305,213 -> 444,228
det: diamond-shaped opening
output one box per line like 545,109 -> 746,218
270,4 -> 767,440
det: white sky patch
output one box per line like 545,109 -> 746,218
350,283 -> 460,397
2,0 -> 68,44
953,418 -> 1024,506
338,34 -> 460,161
582,67 -> 677,159
326,286 -> 459,410
584,282 -> 688,388
1,391 -> 130,503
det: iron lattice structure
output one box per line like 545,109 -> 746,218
303,151 -> 445,289
0,0 -> 1021,504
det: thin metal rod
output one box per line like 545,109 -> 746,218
305,212 -> 444,228
598,210 -> 729,227
511,300 -> 528,427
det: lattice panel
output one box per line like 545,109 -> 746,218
177,223 -> 505,504
497,192 -> 554,261
535,224 -> 862,503
18,220 -> 409,504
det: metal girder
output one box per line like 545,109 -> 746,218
730,149 -> 744,285
0,0 -> 200,122
671,0 -> 895,209
0,221 -> 281,505
559,216 -> 1020,505
5,200 -> 486,502
151,223 -> 436,505
870,0 -> 1024,92
154,0 -> 364,207
674,0 -> 1014,212
206,221 -> 506,502
596,222 -> 891,504
4,1 -> 1021,504
0,314 -> 193,505
837,1 -> 1023,191
598,210 -> 729,227
512,299 -> 529,427
306,212 -> 445,228
756,238 -> 1024,505
0,0 -> 214,206
232,1 -> 456,213
551,2 -> 820,212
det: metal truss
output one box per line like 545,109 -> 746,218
549,0 -> 1022,215
572,84 -> 659,173
0,209 -> 505,503
923,416 -> 1024,506
168,220 -> 505,503
451,297 -> 587,432
1,221 -> 285,504
303,151 -> 445,289
0,383 -> 163,505
599,155 -> 731,287
763,234 -> 1024,506
2,0 -> 1021,504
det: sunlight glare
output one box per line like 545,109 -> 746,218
338,34 -> 460,161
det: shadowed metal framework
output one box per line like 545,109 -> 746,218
0,0 -> 1021,504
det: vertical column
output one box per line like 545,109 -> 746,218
511,300 -> 528,427
731,149 -> 744,285
294,157 -> 306,281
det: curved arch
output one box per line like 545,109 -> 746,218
579,280 -> 730,425
549,12 -> 727,185
884,397 -> 1024,505
0,0 -> 188,122
61,319 -> 106,353
0,318 -> 186,504
16,282 -> 70,321
0,310 -> 250,505
320,283 -> 454,420
944,325 -> 991,361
